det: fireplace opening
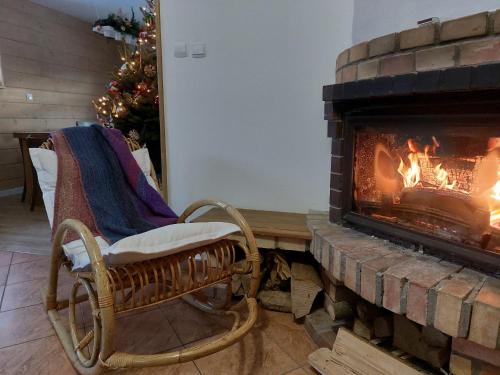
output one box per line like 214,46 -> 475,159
352,125 -> 500,258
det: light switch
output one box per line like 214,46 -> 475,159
174,42 -> 187,58
191,43 -> 206,58
25,92 -> 33,102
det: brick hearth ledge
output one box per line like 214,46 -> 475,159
307,213 -> 500,351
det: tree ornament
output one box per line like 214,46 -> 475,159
123,92 -> 134,104
144,64 -> 156,77
93,0 -> 162,171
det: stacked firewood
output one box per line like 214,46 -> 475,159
305,272 -> 452,374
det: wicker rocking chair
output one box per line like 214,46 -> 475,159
36,138 -> 260,374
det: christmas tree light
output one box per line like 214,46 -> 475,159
92,0 -> 161,170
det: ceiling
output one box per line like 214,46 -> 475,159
31,0 -> 145,24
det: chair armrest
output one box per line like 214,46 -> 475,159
178,200 -> 261,298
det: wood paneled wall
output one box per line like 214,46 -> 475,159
0,0 -> 120,191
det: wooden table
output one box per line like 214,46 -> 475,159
194,208 -> 312,251
13,131 -> 51,210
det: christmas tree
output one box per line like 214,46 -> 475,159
93,0 -> 162,171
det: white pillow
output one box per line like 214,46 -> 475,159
65,222 -> 240,270
29,148 -> 158,228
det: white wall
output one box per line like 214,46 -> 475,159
352,0 -> 500,43
161,0 -> 354,214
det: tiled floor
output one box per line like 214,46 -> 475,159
0,195 -> 318,375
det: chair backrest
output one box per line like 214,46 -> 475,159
30,136 -> 160,228
40,136 -> 160,190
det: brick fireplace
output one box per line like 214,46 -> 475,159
311,10 -> 500,375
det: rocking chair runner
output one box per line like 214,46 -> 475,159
36,137 -> 260,374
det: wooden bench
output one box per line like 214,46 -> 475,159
194,208 -> 312,252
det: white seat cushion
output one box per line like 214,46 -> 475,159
64,222 -> 240,270
29,147 -> 241,270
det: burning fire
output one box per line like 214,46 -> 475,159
397,137 -> 456,190
489,179 -> 500,227
435,164 -> 456,190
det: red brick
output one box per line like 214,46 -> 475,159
450,353 -> 472,375
406,261 -> 462,326
494,9 -> 500,34
380,53 -> 414,77
330,189 -> 342,208
453,338 -> 500,368
357,59 -> 379,80
382,256 -> 439,314
343,244 -> 390,293
328,206 -> 342,223
336,49 -> 349,70
468,277 -> 500,349
369,33 -> 397,57
459,38 -> 500,66
433,269 -> 485,338
349,42 -> 368,63
360,252 -> 408,305
441,12 -> 488,42
335,69 -> 342,83
331,156 -> 343,173
416,44 -> 456,71
400,23 -> 436,50
341,64 -> 357,82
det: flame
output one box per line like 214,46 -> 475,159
397,152 -> 421,188
397,137 -> 456,190
435,163 -> 456,190
490,181 -> 500,227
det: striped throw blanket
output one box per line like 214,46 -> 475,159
52,125 -> 178,244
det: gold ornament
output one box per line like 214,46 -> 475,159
123,92 -> 134,104
144,64 -> 156,77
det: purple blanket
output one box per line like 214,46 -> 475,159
52,125 -> 178,244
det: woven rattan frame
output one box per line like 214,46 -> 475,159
40,137 -> 260,374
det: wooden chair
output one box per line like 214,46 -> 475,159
38,138 -> 260,374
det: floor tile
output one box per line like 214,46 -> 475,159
1,280 -> 43,311
194,328 -> 298,375
111,307 -> 182,354
2,266 -> 77,312
0,266 -> 9,286
0,251 -> 12,267
6,258 -> 50,285
260,310 -> 318,366
162,301 -> 231,345
11,252 -> 48,265
0,304 -> 53,348
119,361 -> 201,374
283,366 -> 318,375
0,335 -> 77,375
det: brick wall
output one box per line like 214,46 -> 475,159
336,10 -> 500,84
